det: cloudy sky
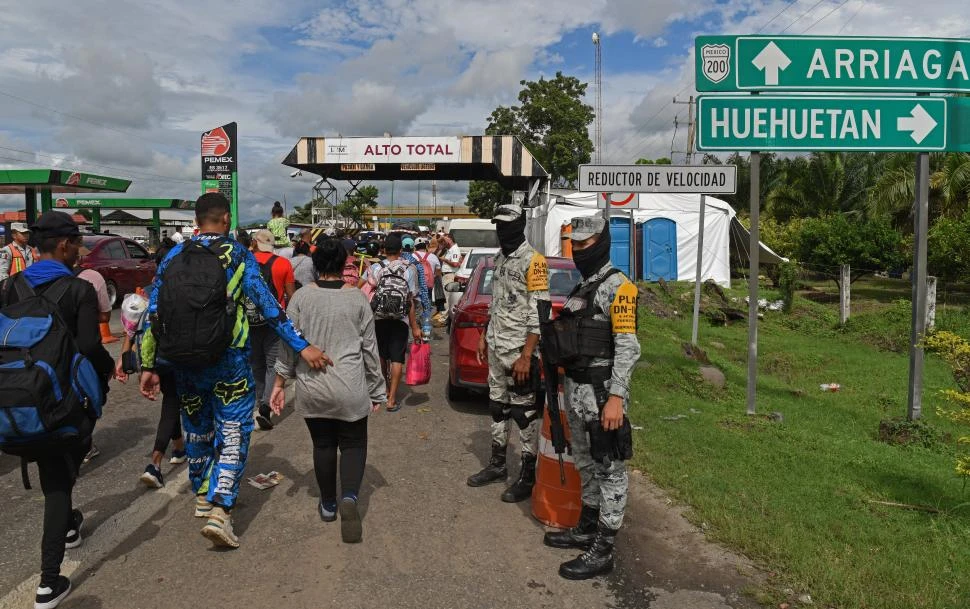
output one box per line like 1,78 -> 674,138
0,0 -> 966,222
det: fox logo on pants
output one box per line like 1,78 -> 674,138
214,379 -> 250,405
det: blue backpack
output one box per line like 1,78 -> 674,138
0,275 -> 105,467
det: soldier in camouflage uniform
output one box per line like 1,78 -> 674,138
467,203 -> 550,503
542,215 -> 640,580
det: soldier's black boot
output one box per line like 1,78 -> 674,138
558,525 -> 617,580
467,443 -> 508,487
500,453 -> 537,502
543,504 -> 599,549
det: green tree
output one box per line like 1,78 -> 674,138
466,71 -> 594,214
635,157 -> 671,165
288,201 -> 314,224
337,185 -> 379,229
767,152 -> 875,222
794,214 -> 906,286
927,211 -> 970,281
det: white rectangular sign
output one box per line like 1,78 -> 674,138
579,164 -> 738,194
323,137 -> 461,164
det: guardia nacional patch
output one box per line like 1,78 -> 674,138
526,253 -> 549,292
611,281 -> 638,334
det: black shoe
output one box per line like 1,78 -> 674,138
64,510 -> 83,549
255,403 -> 274,431
501,454 -> 537,503
558,526 -> 617,580
544,504 -> 599,549
467,443 -> 508,487
318,499 -> 337,523
35,575 -> 71,609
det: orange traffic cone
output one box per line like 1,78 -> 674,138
100,322 -> 118,344
531,391 -> 583,529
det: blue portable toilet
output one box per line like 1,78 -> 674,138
609,216 -> 631,278
642,218 -> 677,281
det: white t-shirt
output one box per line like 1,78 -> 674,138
442,243 -> 462,273
170,231 -> 184,244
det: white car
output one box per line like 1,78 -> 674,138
446,247 -> 499,313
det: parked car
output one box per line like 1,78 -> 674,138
445,256 -> 581,401
445,247 -> 499,313
79,235 -> 157,308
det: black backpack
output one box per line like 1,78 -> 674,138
243,254 -> 280,326
0,275 -> 105,463
154,239 -> 235,367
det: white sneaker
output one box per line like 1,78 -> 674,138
201,506 -> 240,549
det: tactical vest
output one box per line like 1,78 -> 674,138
542,268 -> 621,372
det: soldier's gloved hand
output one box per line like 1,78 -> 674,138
601,396 -> 625,431
512,354 -> 532,385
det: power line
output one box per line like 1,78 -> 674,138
801,0 -> 854,33
837,0 -> 867,34
780,0 -> 830,33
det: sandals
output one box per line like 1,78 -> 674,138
386,402 -> 400,412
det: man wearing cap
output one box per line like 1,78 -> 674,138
400,234 -> 433,336
542,215 -> 640,580
467,203 -> 549,503
249,229 -> 296,431
0,222 -> 35,281
0,211 -> 114,608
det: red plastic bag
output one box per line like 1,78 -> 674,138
406,341 -> 431,386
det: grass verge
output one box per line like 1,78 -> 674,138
628,279 -> 970,609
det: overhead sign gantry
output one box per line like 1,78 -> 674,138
282,134 -> 550,195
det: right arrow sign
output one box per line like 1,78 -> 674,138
696,95 -> 970,152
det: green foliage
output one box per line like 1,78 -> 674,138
635,157 -> 671,165
794,214 -> 906,285
288,201 -> 315,224
927,211 -> 970,281
479,72 -> 594,188
336,185 -> 379,228
759,217 -> 803,259
777,261 -> 799,313
466,181 -> 509,219
923,330 -> 970,477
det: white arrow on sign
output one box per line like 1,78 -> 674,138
752,41 -> 791,86
897,104 -> 938,144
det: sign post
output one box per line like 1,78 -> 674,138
691,194 -> 707,346
201,122 -> 238,231
697,33 -> 970,418
747,149 -> 760,416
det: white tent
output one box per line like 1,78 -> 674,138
527,192 -> 737,286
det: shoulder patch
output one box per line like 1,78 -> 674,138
526,253 -> 549,292
610,281 -> 638,334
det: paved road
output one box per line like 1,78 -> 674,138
0,317 -> 760,609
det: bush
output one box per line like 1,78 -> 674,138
927,214 -> 970,282
778,261 -> 799,313
794,214 -> 906,285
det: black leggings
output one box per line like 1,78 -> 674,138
37,423 -> 91,586
304,417 -> 368,504
153,370 -> 182,454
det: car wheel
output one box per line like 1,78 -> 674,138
105,280 -> 118,309
446,378 -> 469,402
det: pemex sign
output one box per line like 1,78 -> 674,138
696,35 -> 970,93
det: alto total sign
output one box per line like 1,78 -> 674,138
696,35 -> 970,92
322,137 -> 461,164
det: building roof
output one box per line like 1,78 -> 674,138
0,210 -> 88,224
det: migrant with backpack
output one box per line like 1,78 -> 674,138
0,211 -> 113,609
138,193 -> 329,551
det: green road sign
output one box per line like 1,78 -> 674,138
696,95 -> 970,152
696,35 -> 970,93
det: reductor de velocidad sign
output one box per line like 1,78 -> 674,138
578,165 -> 738,194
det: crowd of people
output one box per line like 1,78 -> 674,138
1,192 -> 640,608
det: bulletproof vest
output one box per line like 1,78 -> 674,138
542,268 -> 621,372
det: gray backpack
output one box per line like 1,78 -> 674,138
371,260 -> 411,320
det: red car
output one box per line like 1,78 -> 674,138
446,256 -> 582,401
79,235 -> 157,308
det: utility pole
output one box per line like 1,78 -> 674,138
593,32 -> 603,164
671,96 -> 696,164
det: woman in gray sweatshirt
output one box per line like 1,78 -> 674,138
271,238 -> 386,543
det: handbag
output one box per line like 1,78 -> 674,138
405,341 -> 432,386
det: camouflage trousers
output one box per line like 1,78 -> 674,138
563,375 -> 629,530
488,348 -> 539,457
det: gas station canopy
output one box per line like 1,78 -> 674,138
0,169 -> 130,195
282,135 -> 549,191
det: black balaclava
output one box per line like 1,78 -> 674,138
496,214 -> 527,255
572,224 -> 612,279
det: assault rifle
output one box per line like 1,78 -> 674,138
537,299 -> 568,484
